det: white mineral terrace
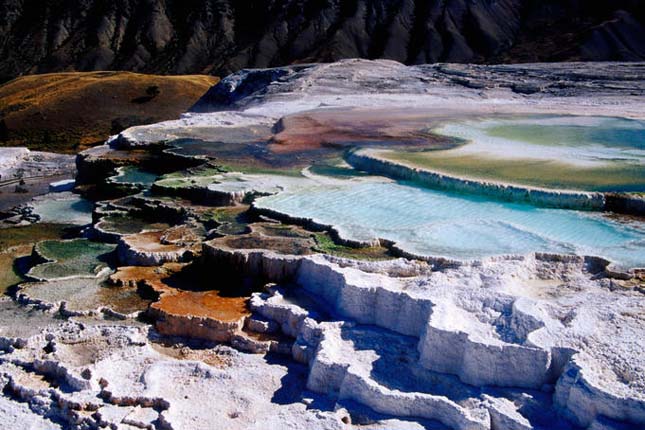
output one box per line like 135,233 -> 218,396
2,60 -> 644,430
209,246 -> 645,429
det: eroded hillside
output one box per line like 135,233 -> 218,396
0,0 -> 643,80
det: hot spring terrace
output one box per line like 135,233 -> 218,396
112,109 -> 645,270
2,61 -> 644,430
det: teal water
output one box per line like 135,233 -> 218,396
485,116 -> 645,150
256,181 -> 645,268
438,115 -> 645,157
427,115 -> 645,191
111,167 -> 158,186
31,195 -> 93,225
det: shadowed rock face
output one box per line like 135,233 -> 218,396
1,0 -> 643,80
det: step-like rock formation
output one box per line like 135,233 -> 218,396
202,242 -> 645,429
347,148 -> 607,211
111,264 -> 250,343
117,228 -> 200,266
4,59 -> 644,430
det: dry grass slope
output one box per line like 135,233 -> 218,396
0,72 -> 218,153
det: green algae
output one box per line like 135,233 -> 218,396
255,224 -> 312,239
383,151 -> 645,192
312,233 -> 393,261
0,250 -> 29,294
309,158 -> 371,180
198,206 -> 251,234
98,215 -> 170,236
486,122 -> 644,150
395,115 -> 645,192
110,166 -> 158,186
0,224 -> 75,249
27,239 -> 116,281
0,224 -> 75,293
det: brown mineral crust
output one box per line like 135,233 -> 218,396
269,109 -> 455,154
148,282 -> 250,342
108,264 -> 185,291
109,263 -> 250,342
118,229 -> 201,266
124,231 -> 183,253
160,224 -> 203,247
152,291 -> 249,324
150,342 -> 233,368
214,232 -> 315,256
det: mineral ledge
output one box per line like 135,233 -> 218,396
1,60 -> 644,430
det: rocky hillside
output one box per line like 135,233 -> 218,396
1,0 -> 643,81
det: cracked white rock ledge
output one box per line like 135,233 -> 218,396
207,242 -> 645,429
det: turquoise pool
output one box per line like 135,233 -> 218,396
256,181 -> 645,268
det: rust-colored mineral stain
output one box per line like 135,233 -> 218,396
110,263 -> 250,323
269,108 -> 453,154
109,264 -> 186,290
101,149 -> 152,162
153,291 -> 249,322
95,283 -> 151,314
160,225 -> 202,244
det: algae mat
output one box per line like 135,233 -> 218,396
382,116 -> 645,192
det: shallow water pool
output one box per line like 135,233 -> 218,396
256,181 -> 645,268
384,115 -> 645,192
110,166 -> 158,186
30,194 -> 93,225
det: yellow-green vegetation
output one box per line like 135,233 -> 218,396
0,224 -> 72,292
312,233 -> 392,261
154,165 -> 234,190
98,215 -> 170,236
257,224 -> 312,239
154,175 -> 220,189
0,223 -> 73,249
226,165 -> 304,177
27,239 -> 116,281
383,151 -> 645,192
486,123 -> 644,150
0,249 -> 29,293
0,71 -> 218,152
159,165 -> 230,180
200,207 -> 248,224
309,163 -> 369,179
199,206 -> 251,235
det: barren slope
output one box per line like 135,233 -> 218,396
0,72 -> 218,152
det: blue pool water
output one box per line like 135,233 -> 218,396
30,194 -> 93,225
111,167 -> 158,186
256,181 -> 645,268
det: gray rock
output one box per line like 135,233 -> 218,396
1,0 -> 643,79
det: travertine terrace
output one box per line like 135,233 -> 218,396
0,60 -> 644,430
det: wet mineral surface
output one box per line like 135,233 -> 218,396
0,60 -> 644,430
